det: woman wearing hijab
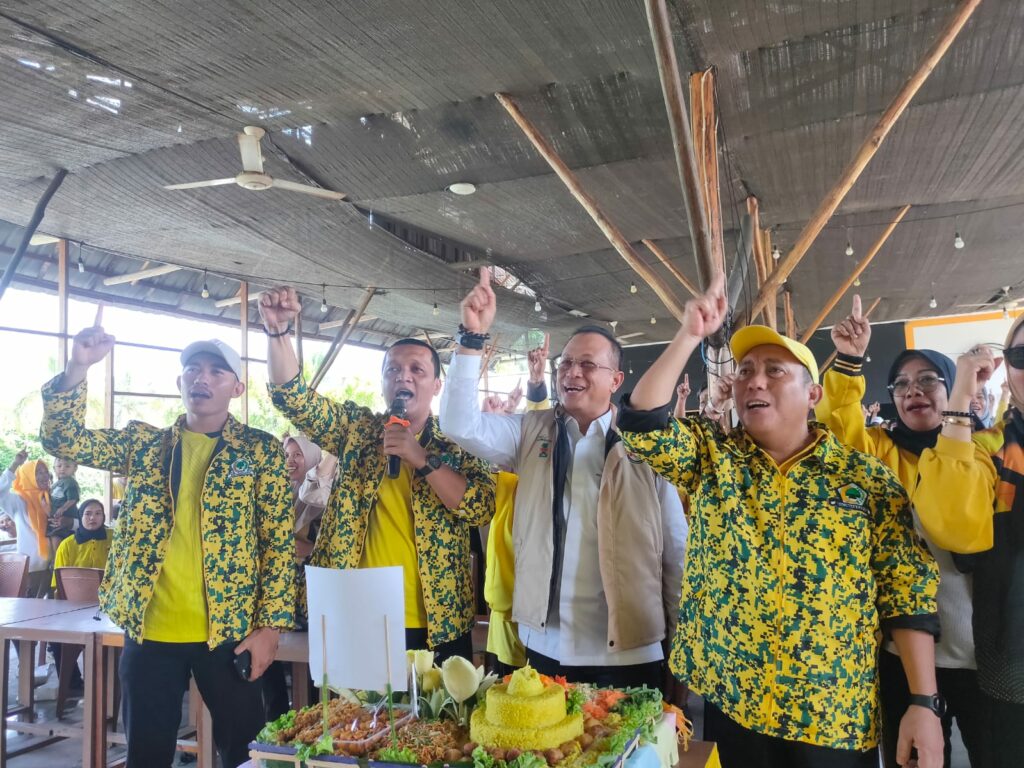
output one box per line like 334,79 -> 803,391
0,449 -> 53,597
954,313 -> 1024,767
817,295 -> 998,768
283,434 -> 335,561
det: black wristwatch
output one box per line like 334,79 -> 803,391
909,693 -> 947,718
415,455 -> 443,477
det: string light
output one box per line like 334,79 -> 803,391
320,284 -> 328,313
629,283 -> 638,294
534,300 -> 542,312
953,216 -> 965,249
929,296 -> 938,309
771,244 -> 781,260
609,320 -> 618,331
200,269 -> 209,299
432,302 -> 439,317
77,254 -> 85,273
650,316 -> 657,325
853,277 -> 861,287
845,228 -> 854,257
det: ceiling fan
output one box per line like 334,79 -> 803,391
956,285 -> 1024,311
163,126 -> 346,200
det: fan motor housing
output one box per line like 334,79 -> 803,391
236,172 -> 273,191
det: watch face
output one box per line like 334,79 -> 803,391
428,455 -> 443,470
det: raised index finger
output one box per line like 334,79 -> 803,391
541,333 -> 550,356
94,303 -> 104,327
478,266 -> 490,286
851,294 -> 862,320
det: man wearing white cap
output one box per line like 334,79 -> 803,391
40,315 -> 294,768
616,274 -> 943,768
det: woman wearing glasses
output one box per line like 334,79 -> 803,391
954,315 -> 1024,767
816,295 -> 997,768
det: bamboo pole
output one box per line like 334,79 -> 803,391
495,92 -> 687,321
644,0 -> 715,289
422,330 -> 446,377
746,198 -> 766,290
747,0 -> 981,321
690,69 -> 726,277
310,287 -> 376,390
57,239 -> 69,368
642,239 -> 699,297
762,229 -> 778,330
799,205 -> 911,342
783,289 -> 796,338
820,297 -> 883,371
239,281 -> 249,423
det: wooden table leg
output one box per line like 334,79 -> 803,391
2,637 -> 10,765
16,639 -> 33,721
291,662 -> 310,708
91,640 -> 109,768
81,633 -> 96,768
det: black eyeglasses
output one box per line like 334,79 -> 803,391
1006,345 -> 1024,370
887,373 -> 945,396
556,357 -> 616,375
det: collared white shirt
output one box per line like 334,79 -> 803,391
440,353 -> 687,666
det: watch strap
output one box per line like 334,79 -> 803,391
908,693 -> 946,717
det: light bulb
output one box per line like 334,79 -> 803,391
853,277 -> 861,287
320,298 -> 328,313
954,232 -> 965,249
628,366 -> 634,375
368,210 -> 374,229
432,302 -> 439,317
629,283 -> 638,294
201,283 -> 209,299
534,300 -> 542,312
1003,307 -> 1010,320
865,355 -> 872,363
609,320 -> 618,330
320,284 -> 328,313
650,316 -> 657,325
929,296 -> 938,309
845,242 -> 854,257
771,245 -> 781,260
77,256 -> 84,273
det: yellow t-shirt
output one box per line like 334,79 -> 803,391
485,471 -> 526,667
51,533 -> 112,588
143,430 -> 217,642
359,462 -> 427,628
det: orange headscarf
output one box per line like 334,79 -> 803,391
12,460 -> 50,558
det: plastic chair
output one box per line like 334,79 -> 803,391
0,552 -> 29,598
54,567 -> 103,718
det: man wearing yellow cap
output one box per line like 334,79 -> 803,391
617,274 -> 943,768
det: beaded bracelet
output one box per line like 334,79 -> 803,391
941,410 -> 972,419
264,323 -> 293,338
942,415 -> 972,427
456,323 -> 490,350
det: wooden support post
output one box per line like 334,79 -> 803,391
762,229 -> 778,330
644,0 -> 715,289
799,205 -> 911,342
747,0 -> 981,321
642,239 -> 699,297
495,92 -> 687,321
104,347 -> 115,510
783,289 -> 796,339
239,281 -> 249,424
820,297 -> 883,371
690,68 -> 726,277
310,287 -> 376,390
57,239 -> 69,368
746,198 -> 766,289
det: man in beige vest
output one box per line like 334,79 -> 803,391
440,269 -> 686,689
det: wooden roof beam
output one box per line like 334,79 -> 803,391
103,263 -> 182,286
642,239 -> 699,298
310,286 -> 376,390
495,92 -> 687,321
799,205 -> 911,343
747,0 -> 981,322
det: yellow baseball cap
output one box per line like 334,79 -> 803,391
730,326 -> 819,383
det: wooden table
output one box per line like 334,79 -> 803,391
0,605 -> 101,768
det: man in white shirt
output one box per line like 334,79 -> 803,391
440,269 -> 687,689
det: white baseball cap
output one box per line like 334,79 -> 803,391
180,340 -> 243,380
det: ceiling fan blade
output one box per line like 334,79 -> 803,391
271,179 -> 346,200
164,178 -> 237,190
237,132 -> 264,173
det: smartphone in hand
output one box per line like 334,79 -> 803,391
233,649 -> 252,682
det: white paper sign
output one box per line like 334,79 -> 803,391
305,565 -> 407,692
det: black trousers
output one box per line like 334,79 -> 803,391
405,628 -> 473,665
703,700 -> 878,768
982,692 -> 1024,768
120,638 -> 266,768
879,649 -> 989,768
525,648 -> 663,689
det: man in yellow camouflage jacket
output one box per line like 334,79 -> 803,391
41,318 -> 294,768
617,274 -> 944,768
260,286 -> 495,661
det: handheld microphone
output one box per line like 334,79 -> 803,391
385,397 -> 410,479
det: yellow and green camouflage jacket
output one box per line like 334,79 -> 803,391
618,401 -> 939,751
41,376 -> 295,647
269,375 -> 495,648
